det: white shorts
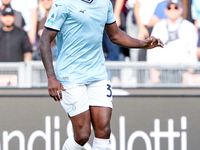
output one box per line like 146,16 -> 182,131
60,80 -> 113,117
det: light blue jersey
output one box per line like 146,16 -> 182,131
44,0 -> 116,85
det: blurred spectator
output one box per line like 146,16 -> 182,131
135,0 -> 162,40
38,0 -> 46,21
126,0 -> 162,61
103,0 -> 127,61
148,0 -> 193,27
147,0 -> 198,84
0,0 -> 25,29
125,0 -> 137,61
192,0 -> 200,60
103,31 -> 120,61
114,0 -> 130,60
37,0 -> 53,39
125,0 -> 162,84
184,0 -> 194,23
0,0 -> 38,45
33,0 -> 57,61
114,0 -> 127,28
0,7 -> 33,62
148,0 -> 168,27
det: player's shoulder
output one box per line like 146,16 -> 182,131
193,0 -> 200,5
98,0 -> 112,5
52,0 -> 70,8
53,0 -> 66,4
99,0 -> 112,5
50,0 -> 72,13
106,0 -> 114,8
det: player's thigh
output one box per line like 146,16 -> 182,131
90,106 -> 112,138
60,84 -> 89,117
60,84 -> 91,139
90,106 -> 112,128
87,79 -> 113,108
87,80 -> 113,138
70,110 -> 91,138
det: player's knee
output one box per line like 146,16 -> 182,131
95,126 -> 111,139
103,127 -> 111,138
75,131 -> 91,145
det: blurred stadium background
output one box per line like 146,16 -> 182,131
1,61 -> 200,150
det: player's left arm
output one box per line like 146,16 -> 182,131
104,22 -> 164,49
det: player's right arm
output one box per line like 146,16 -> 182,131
39,28 -> 65,102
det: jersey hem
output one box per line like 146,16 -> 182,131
61,78 -> 108,86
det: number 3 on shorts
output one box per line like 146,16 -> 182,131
107,84 -> 112,97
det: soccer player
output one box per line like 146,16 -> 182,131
39,0 -> 164,149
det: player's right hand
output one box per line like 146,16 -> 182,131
47,76 -> 66,102
143,36 -> 164,49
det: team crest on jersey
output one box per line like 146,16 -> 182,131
99,5 -> 106,14
70,102 -> 78,110
47,12 -> 57,25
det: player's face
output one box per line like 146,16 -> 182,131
0,15 -> 14,27
2,0 -> 11,5
41,0 -> 53,11
165,4 -> 182,21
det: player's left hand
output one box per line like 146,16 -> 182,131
143,36 -> 164,49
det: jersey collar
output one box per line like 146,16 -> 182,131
81,0 -> 93,4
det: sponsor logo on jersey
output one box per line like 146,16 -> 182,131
47,12 -> 57,25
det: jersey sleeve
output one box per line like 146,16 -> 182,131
44,0 -> 68,31
106,0 -> 116,25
